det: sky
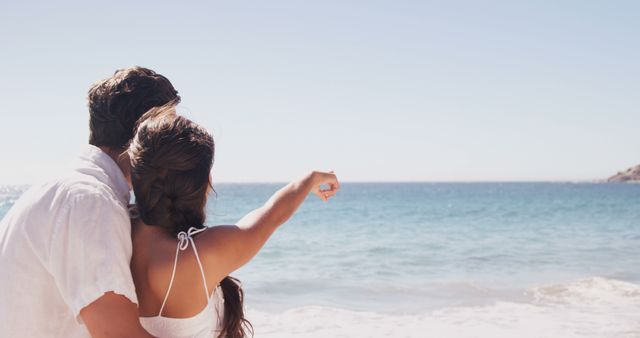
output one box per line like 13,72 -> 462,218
0,0 -> 638,183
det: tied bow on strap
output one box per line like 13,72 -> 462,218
177,226 -> 208,251
158,225 -> 211,317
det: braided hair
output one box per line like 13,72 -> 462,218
129,105 -> 252,338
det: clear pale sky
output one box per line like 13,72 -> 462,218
0,1 -> 638,183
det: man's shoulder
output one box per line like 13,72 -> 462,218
28,173 -> 126,215
47,174 -> 130,238
61,172 -> 119,200
2,173 -> 130,261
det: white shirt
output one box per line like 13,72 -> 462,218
0,145 -> 138,338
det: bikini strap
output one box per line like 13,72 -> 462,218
158,226 -> 210,316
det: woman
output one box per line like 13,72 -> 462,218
128,106 -> 339,338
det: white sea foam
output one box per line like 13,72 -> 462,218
246,277 -> 640,338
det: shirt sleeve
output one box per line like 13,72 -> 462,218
48,191 -> 138,320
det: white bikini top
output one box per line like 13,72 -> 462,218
139,227 -> 225,338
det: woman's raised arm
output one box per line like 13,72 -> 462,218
199,171 -> 339,282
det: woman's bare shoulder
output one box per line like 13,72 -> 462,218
193,225 -> 242,256
192,225 -> 246,279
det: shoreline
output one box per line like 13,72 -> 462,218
244,276 -> 640,338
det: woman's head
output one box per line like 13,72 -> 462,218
129,107 -> 252,337
128,106 -> 214,236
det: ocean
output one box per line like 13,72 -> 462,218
2,183 -> 639,337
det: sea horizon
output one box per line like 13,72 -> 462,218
1,177 -> 635,186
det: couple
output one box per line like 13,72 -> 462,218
0,67 -> 339,338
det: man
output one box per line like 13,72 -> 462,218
0,67 -> 179,337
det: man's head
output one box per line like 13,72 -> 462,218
88,66 -> 180,150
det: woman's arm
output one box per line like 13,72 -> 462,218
199,171 -> 339,282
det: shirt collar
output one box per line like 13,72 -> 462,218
75,145 -> 131,207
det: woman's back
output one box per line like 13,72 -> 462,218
127,111 -> 339,338
131,222 -> 224,338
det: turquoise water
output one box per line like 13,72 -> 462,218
207,183 -> 640,313
2,183 -> 639,337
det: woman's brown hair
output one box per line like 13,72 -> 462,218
129,105 -> 252,338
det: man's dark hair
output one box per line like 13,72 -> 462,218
88,66 -> 180,149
